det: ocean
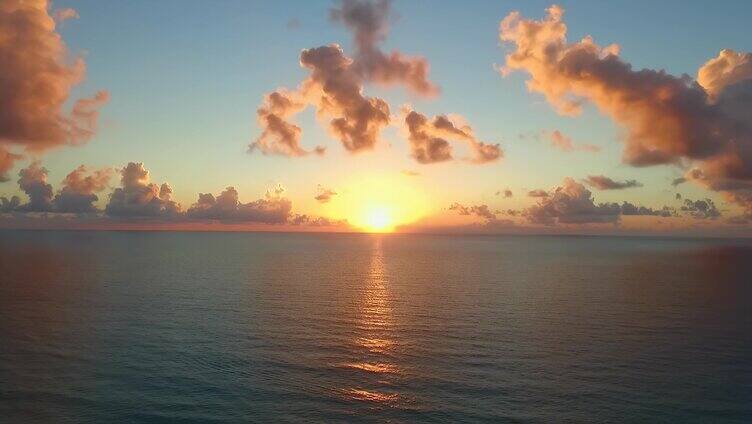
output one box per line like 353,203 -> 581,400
0,230 -> 750,423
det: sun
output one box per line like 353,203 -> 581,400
322,174 -> 429,233
364,206 -> 394,232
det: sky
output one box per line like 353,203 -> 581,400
1,0 -> 752,236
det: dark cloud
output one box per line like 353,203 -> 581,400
105,163 -> 181,217
523,178 -> 621,225
671,177 -> 687,187
680,198 -> 721,220
620,202 -> 675,217
500,6 -> 752,213
17,162 -> 54,212
314,186 -> 337,203
186,186 -> 291,224
0,195 -> 20,213
330,0 -> 438,96
0,1 -> 108,153
584,175 -> 643,190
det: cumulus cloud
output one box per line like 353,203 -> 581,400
584,175 -> 642,190
105,163 -> 181,217
54,165 -> 113,213
300,45 -> 391,152
402,107 -> 502,164
0,0 -> 108,154
0,195 -> 21,213
329,0 -> 438,96
14,162 -> 54,212
250,90 -> 324,156
522,178 -> 678,225
523,178 -> 621,225
680,198 -> 721,220
314,185 -> 337,203
186,186 -> 291,223
500,6 -> 752,213
251,1 -> 443,159
697,49 -> 752,101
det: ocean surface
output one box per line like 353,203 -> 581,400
0,230 -> 750,423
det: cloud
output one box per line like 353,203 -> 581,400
549,130 -> 599,152
186,186 -> 291,223
290,214 -> 348,227
523,178 -> 621,225
0,195 -> 20,213
620,201 -> 675,217
584,175 -> 642,190
402,107 -> 503,164
252,1 -> 441,158
314,185 -> 337,203
0,0 -> 108,154
0,148 -> 23,182
250,90 -> 325,157
16,162 -> 54,212
680,198 -> 721,220
54,165 -> 113,213
496,189 -> 513,198
329,0 -> 438,96
105,163 -> 181,217
528,189 -> 549,198
403,110 -> 452,163
300,45 -> 391,152
401,170 -> 420,177
53,7 -> 79,23
500,6 -> 752,213
697,49 -> 752,101
449,203 -> 497,221
671,177 -> 687,187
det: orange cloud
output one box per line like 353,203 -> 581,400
0,0 -> 108,155
402,107 -> 502,164
500,5 -> 752,214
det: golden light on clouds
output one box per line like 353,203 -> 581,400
324,174 -> 429,233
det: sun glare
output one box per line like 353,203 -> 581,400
364,207 -> 394,232
323,174 -> 429,233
